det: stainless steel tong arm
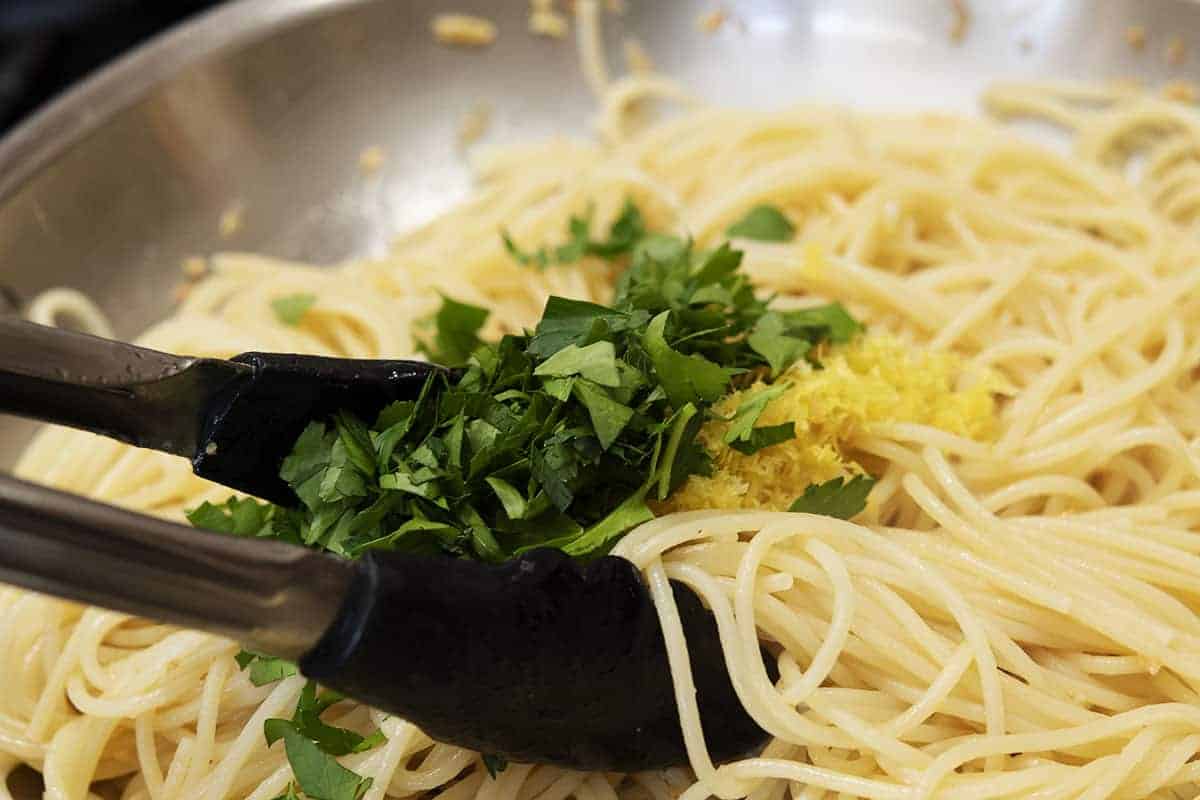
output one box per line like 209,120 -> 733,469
0,315 -> 249,458
0,473 -> 352,659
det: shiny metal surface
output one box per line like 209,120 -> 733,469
0,0 -> 1195,456
0,0 -> 1195,792
0,317 -> 248,457
0,473 -> 353,658
0,315 -> 195,387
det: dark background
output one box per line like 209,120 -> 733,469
0,0 -> 224,133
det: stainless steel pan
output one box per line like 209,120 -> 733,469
0,0 -> 1197,462
0,0 -> 1198,794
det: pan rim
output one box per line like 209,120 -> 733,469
0,0 -> 365,205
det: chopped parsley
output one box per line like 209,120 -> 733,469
190,201 -> 869,792
482,753 -> 509,779
236,649 -> 299,686
263,684 -> 385,800
419,295 -> 488,366
723,383 -> 796,456
265,723 -> 371,800
191,212 -> 861,561
272,293 -> 318,327
780,303 -> 863,345
502,200 -> 646,268
726,204 -> 795,242
186,496 -> 303,544
788,475 -> 876,519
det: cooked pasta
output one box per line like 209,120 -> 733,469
7,39 -> 1200,800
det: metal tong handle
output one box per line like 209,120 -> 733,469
0,316 -> 248,457
0,473 -> 352,659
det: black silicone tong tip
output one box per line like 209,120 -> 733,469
302,547 -> 774,772
182,355 -> 776,769
193,353 -> 450,505
0,321 -> 776,770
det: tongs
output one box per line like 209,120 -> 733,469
0,317 -> 770,771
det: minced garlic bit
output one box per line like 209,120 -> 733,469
623,37 -> 655,75
1125,25 -> 1146,50
661,336 -> 998,514
1167,35 -> 1187,66
218,203 -> 244,239
529,0 -> 568,36
1163,80 -> 1198,103
697,8 -> 727,34
432,13 -> 497,48
358,145 -> 387,175
458,102 -> 493,148
949,0 -> 969,43
181,257 -> 207,280
529,9 -> 569,38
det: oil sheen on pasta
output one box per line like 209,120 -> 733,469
7,51 -> 1200,800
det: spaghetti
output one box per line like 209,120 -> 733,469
6,49 -> 1200,800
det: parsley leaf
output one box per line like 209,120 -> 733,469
501,200 -> 646,269
728,423 -> 796,456
691,242 -> 743,285
419,295 -> 488,366
502,232 -> 549,269
482,754 -> 509,779
642,311 -> 735,408
555,214 -> 591,262
187,497 -> 302,544
571,380 -> 635,450
528,297 -> 646,359
655,402 -> 702,500
281,424 -> 334,491
723,384 -> 796,455
235,650 -> 300,686
332,411 -> 376,479
562,490 -> 654,556
264,718 -> 373,800
261,681 -> 386,800
485,477 -> 528,520
748,314 -> 811,378
727,205 -> 795,242
533,341 -> 621,386
286,683 -> 386,756
747,304 -> 864,376
272,294 -> 317,326
590,200 -> 645,257
782,303 -> 863,344
788,475 -> 876,519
